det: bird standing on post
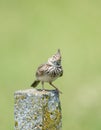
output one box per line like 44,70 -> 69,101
31,49 -> 63,94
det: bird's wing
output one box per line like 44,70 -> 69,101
36,64 -> 51,77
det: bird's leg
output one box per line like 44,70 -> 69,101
41,81 -> 45,91
49,82 -> 62,94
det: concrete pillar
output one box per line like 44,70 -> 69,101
14,89 -> 62,130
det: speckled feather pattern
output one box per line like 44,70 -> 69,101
36,63 -> 63,82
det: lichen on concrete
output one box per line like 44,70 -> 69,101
14,89 -> 62,130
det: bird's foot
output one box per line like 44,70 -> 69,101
56,88 -> 62,94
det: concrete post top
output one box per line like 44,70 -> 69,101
14,88 -> 60,96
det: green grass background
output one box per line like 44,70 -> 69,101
0,0 -> 101,129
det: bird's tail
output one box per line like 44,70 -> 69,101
31,80 -> 40,88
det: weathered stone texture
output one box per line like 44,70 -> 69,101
14,89 -> 62,130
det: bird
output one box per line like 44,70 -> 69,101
31,49 -> 63,94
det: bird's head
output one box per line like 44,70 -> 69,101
48,49 -> 61,66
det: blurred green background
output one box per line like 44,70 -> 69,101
0,0 -> 101,129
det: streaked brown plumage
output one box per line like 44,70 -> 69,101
31,49 -> 63,93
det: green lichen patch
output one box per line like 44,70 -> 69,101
15,120 -> 18,127
43,108 -> 61,130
